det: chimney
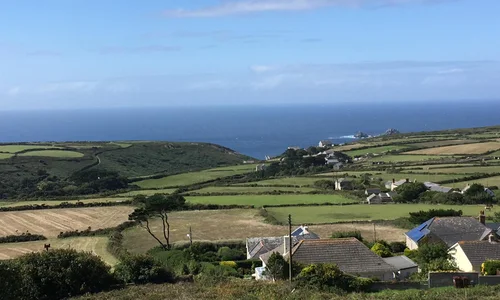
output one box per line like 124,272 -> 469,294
283,236 -> 290,255
406,178 -> 409,183
489,233 -> 497,244
479,210 -> 486,225
392,178 -> 395,183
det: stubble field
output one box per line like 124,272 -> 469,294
405,142 -> 500,155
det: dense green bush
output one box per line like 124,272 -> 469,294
0,261 -> 25,300
482,260 -> 500,275
389,241 -> 407,253
57,221 -> 137,239
331,230 -> 363,241
371,242 -> 392,257
17,249 -> 114,300
296,263 -> 372,292
114,254 -> 174,284
0,200 -> 132,212
0,232 -> 47,243
217,246 -> 245,261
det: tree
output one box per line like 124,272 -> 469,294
0,261 -> 24,300
296,263 -> 372,292
264,252 -> 286,282
371,242 -> 392,257
394,182 -> 428,203
129,194 -> 186,250
114,254 -> 174,284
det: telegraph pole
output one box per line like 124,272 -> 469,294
373,223 -> 377,242
288,214 -> 293,283
188,226 -> 193,246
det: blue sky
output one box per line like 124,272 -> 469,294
1,0 -> 499,109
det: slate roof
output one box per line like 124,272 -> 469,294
456,241 -> 500,267
405,217 -> 492,248
291,226 -> 320,239
366,188 -> 381,195
429,186 -> 453,193
486,223 -> 500,235
287,238 -> 396,276
383,256 -> 418,271
247,237 -> 283,259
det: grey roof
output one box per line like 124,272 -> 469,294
486,223 -> 500,235
393,179 -> 408,186
366,188 -> 381,194
291,226 -> 320,239
383,256 -> 418,271
367,194 -> 378,201
336,178 -> 351,183
288,238 -> 396,276
429,186 -> 453,193
456,241 -> 500,267
424,217 -> 492,247
246,237 -> 283,259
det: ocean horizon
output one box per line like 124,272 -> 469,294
1,101 -> 499,159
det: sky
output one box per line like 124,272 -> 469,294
1,0 -> 499,110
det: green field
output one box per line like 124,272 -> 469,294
18,150 -> 84,158
426,166 -> 500,174
267,204 -> 495,224
345,145 -> 409,157
116,189 -> 178,197
185,194 -> 357,206
409,139 -> 478,148
136,165 -> 258,188
0,144 -> 59,153
489,150 -> 500,157
0,153 -> 14,159
370,155 -> 451,162
315,171 -> 467,184
0,197 -> 130,207
190,186 -> 318,194
240,177 -> 323,187
447,175 -> 500,189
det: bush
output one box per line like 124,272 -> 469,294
219,261 -> 237,269
389,241 -> 407,253
57,221 -> 137,239
217,246 -> 245,261
17,249 -> 114,300
114,254 -> 174,284
482,260 -> 500,275
296,263 -> 372,292
371,242 -> 392,257
149,249 -> 194,276
0,232 -> 47,244
0,261 -> 25,300
331,230 -> 363,241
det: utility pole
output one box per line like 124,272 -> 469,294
288,214 -> 293,283
188,226 -> 193,246
373,223 -> 377,242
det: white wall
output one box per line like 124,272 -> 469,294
449,245 -> 474,272
405,235 -> 419,250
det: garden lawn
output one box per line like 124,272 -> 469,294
189,186 -> 318,194
345,145 -> 409,157
135,165 -> 258,188
266,204 -> 495,224
185,194 -> 357,206
18,150 -> 84,158
239,177 -> 322,187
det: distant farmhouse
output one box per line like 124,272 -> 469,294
366,193 -> 394,205
335,178 -> 353,190
318,140 -> 333,148
386,178 -> 410,191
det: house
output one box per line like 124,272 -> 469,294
255,164 -> 267,171
449,237 -> 500,272
259,238 -> 396,280
287,146 -> 301,150
424,182 -> 453,193
366,193 -> 394,204
462,184 -> 496,197
365,188 -> 381,195
486,223 -> 500,236
383,256 -> 419,280
390,178 -> 410,191
405,216 -> 493,250
246,226 -> 319,260
335,178 -> 353,190
319,140 -> 333,148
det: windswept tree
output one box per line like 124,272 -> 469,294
129,194 -> 186,250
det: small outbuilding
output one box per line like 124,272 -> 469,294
383,255 -> 419,280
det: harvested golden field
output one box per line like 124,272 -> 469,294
0,237 -> 118,265
122,209 -> 406,254
0,206 -> 133,237
405,142 -> 500,155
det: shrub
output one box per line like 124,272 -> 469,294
296,263 -> 372,292
217,246 -> 245,261
389,241 -> 407,253
114,254 -> 174,284
17,249 -> 114,300
331,230 -> 363,241
149,249 -> 194,276
371,242 -> 392,257
482,260 -> 500,275
0,233 -> 47,244
0,261 -> 25,300
219,261 -> 237,269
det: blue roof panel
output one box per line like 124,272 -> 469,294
406,218 -> 434,243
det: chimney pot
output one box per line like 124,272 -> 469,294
479,210 -> 486,225
406,178 -> 409,183
392,178 -> 395,183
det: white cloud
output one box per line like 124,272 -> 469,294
163,0 -> 458,17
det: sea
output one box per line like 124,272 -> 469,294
1,100 -> 499,160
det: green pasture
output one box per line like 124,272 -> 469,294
0,144 -> 59,153
185,194 -> 357,206
135,164 -> 258,188
369,155 -> 451,162
489,150 -> 500,157
116,189 -> 178,197
267,204 -> 495,224
189,186 -> 318,194
408,139 -> 477,148
402,163 -> 475,170
0,153 -> 14,159
0,197 -> 130,208
447,175 -> 500,189
345,145 -> 409,157
18,150 -> 84,158
426,166 -> 500,174
315,171 -> 467,184
240,177 -> 322,187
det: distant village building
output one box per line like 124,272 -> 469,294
365,188 -> 381,195
386,178 -> 410,191
335,178 -> 353,190
255,164 -> 267,172
318,140 -> 333,148
424,182 -> 454,193
366,193 -> 394,204
287,146 -> 301,150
